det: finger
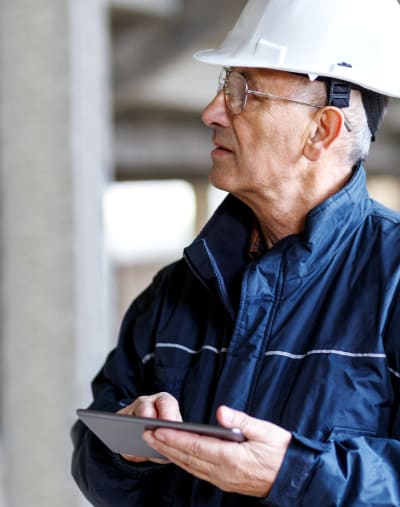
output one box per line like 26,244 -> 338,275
143,429 -> 241,489
117,405 -> 136,416
116,399 -> 157,418
153,393 -> 182,421
144,428 -> 228,471
216,406 -> 253,433
121,452 -> 169,465
120,453 -> 148,463
135,399 -> 158,418
130,395 -> 160,418
217,406 -> 292,447
148,457 -> 170,465
217,406 -> 272,439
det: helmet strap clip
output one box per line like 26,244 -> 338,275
327,80 -> 351,108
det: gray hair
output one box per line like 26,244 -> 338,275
297,78 -> 386,165
342,89 -> 373,165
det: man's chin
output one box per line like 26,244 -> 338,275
209,169 -> 235,194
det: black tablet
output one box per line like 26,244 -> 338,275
77,408 -> 246,459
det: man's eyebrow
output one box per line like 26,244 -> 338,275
241,70 -> 259,87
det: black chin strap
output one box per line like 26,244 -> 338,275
360,90 -> 388,142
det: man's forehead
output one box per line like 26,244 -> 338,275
232,67 -> 307,86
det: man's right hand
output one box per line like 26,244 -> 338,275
117,392 -> 182,464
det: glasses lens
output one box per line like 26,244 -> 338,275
225,72 -> 247,114
217,68 -> 227,93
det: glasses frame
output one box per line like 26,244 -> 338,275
218,68 -> 352,132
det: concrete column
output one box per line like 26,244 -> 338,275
0,1 -> 113,506
191,179 -> 211,234
367,175 -> 400,210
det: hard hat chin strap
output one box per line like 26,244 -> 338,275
360,90 -> 388,142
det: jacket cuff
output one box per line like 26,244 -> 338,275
262,433 -> 328,506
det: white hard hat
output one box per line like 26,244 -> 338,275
194,0 -> 400,98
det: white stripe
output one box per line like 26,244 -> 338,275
156,343 -> 229,355
142,343 -> 228,364
265,349 -> 387,359
389,367 -> 400,378
142,344 -> 387,365
141,344 -> 400,384
142,352 -> 155,364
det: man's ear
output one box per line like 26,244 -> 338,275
303,107 -> 344,161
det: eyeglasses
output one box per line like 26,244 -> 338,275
218,68 -> 352,131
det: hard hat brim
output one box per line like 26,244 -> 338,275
193,48 -> 400,99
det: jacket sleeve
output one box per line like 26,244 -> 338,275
265,288 -> 400,507
264,430 -> 400,506
71,276 -> 174,506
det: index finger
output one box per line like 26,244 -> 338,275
153,393 -> 182,421
144,427 -> 239,465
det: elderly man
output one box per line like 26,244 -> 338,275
72,0 -> 400,505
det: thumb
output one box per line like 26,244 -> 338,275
216,405 -> 286,442
216,405 -> 259,439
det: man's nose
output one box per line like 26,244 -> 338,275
201,91 -> 230,128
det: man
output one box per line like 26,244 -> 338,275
71,0 -> 400,505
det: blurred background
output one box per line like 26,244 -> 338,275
0,1 -> 399,505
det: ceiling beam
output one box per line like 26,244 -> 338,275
109,0 -> 180,17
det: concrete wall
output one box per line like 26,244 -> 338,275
0,1 -> 113,505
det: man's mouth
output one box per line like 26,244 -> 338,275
213,140 -> 233,153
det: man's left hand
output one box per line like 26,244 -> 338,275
142,405 -> 291,497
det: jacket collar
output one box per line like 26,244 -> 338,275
183,195 -> 253,318
286,163 -> 371,276
184,164 -> 371,310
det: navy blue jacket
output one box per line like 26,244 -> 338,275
72,166 -> 400,506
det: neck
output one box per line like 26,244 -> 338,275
255,197 -> 310,249
239,162 -> 354,249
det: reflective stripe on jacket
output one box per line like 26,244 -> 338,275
72,165 -> 400,506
